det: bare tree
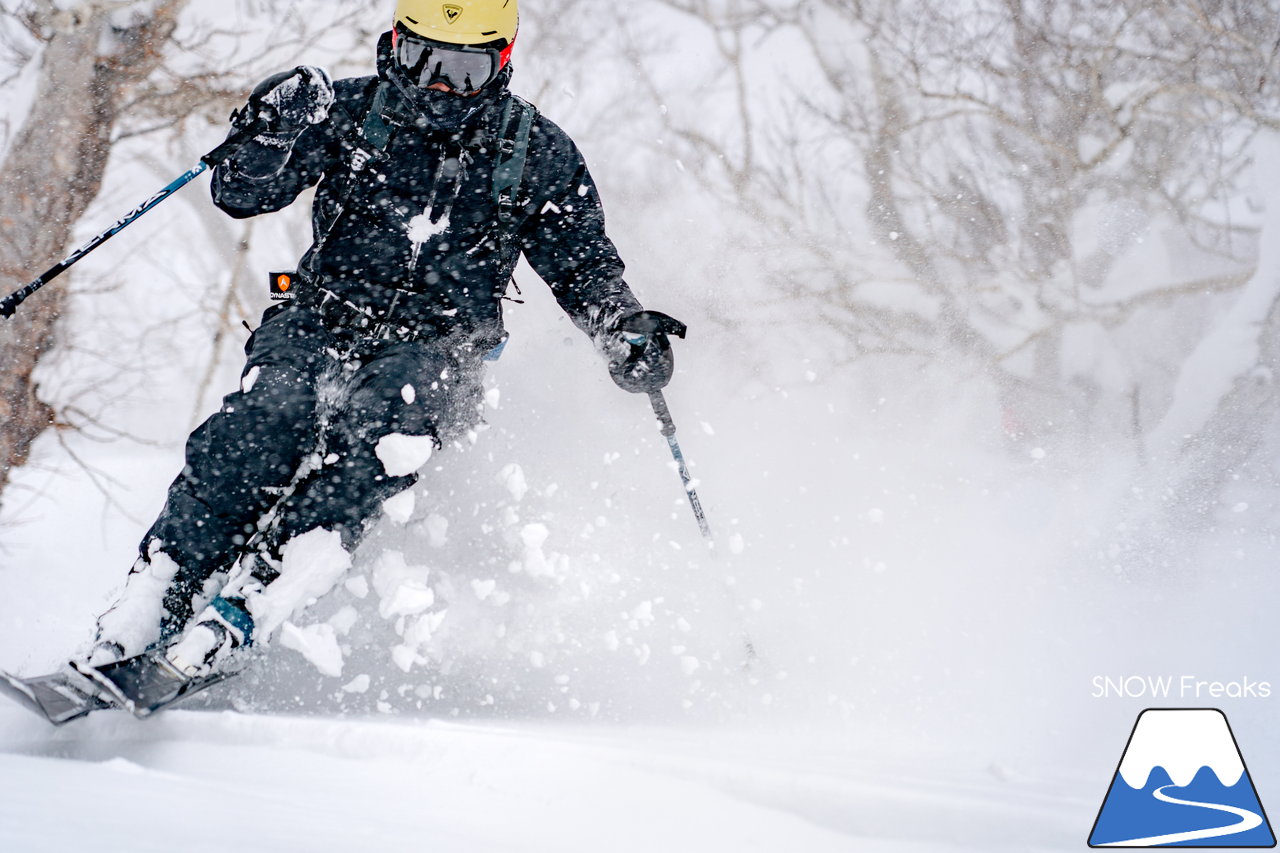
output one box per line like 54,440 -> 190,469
0,0 -> 384,511
644,1 -> 1277,422
0,0 -> 187,502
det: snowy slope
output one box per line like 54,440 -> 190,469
3,4 -> 1280,852
0,705 -> 1087,852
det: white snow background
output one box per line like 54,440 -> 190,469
1,2 -> 1279,851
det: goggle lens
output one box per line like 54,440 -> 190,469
394,28 -> 499,94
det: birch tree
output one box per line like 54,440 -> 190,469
0,0 -> 187,502
0,0 -> 380,509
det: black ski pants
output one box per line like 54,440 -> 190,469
143,302 -> 485,638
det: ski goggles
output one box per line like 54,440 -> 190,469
392,25 -> 509,95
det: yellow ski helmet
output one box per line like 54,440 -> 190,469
394,0 -> 518,49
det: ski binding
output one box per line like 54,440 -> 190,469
74,651 -> 233,719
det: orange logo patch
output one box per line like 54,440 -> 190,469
269,270 -> 297,301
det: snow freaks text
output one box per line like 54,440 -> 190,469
1092,676 -> 1272,701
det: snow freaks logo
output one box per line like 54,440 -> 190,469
1088,709 -> 1276,848
1092,675 -> 1272,700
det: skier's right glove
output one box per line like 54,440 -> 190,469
606,310 -> 686,394
248,66 -> 336,134
227,66 -> 335,178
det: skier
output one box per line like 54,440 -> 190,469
78,0 -> 680,697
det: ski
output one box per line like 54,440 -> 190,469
74,652 -> 234,719
0,668 -> 115,725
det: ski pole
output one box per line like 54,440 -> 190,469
0,117 -> 268,321
646,388 -> 757,661
648,389 -> 713,542
619,312 -> 757,660
616,311 -> 710,539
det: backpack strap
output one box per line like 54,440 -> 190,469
493,94 -> 537,235
299,79 -> 395,288
361,82 -> 397,154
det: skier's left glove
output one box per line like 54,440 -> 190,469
606,310 -> 686,394
226,66 -> 335,178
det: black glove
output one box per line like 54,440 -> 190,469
242,65 -> 335,134
228,66 -> 335,177
606,310 -> 686,394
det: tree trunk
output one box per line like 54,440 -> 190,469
0,1 -> 184,505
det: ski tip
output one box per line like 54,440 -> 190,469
0,667 -> 115,725
0,669 -> 38,702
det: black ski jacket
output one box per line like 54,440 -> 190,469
212,35 -> 642,351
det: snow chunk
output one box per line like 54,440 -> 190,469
344,575 -> 370,599
372,551 -> 434,618
381,582 -> 435,618
382,489 -> 416,525
401,384 -> 416,404
521,523 -> 550,550
245,529 -> 352,637
630,601 -> 655,627
680,656 -> 701,676
424,514 -> 449,548
485,387 -> 501,410
280,621 -> 344,677
472,579 -> 497,601
329,606 -> 359,637
341,674 -> 371,694
497,463 -> 529,501
241,366 -> 261,394
376,433 -> 435,477
403,610 -> 447,648
408,211 -> 450,244
519,523 -> 561,578
391,644 -> 419,673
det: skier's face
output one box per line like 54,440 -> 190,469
425,81 -> 480,97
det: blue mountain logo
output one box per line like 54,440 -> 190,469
1089,709 -> 1275,847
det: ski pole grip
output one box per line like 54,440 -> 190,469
200,117 -> 270,169
0,290 -> 22,319
1,275 -> 52,321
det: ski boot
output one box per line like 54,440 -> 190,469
76,597 -> 253,718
